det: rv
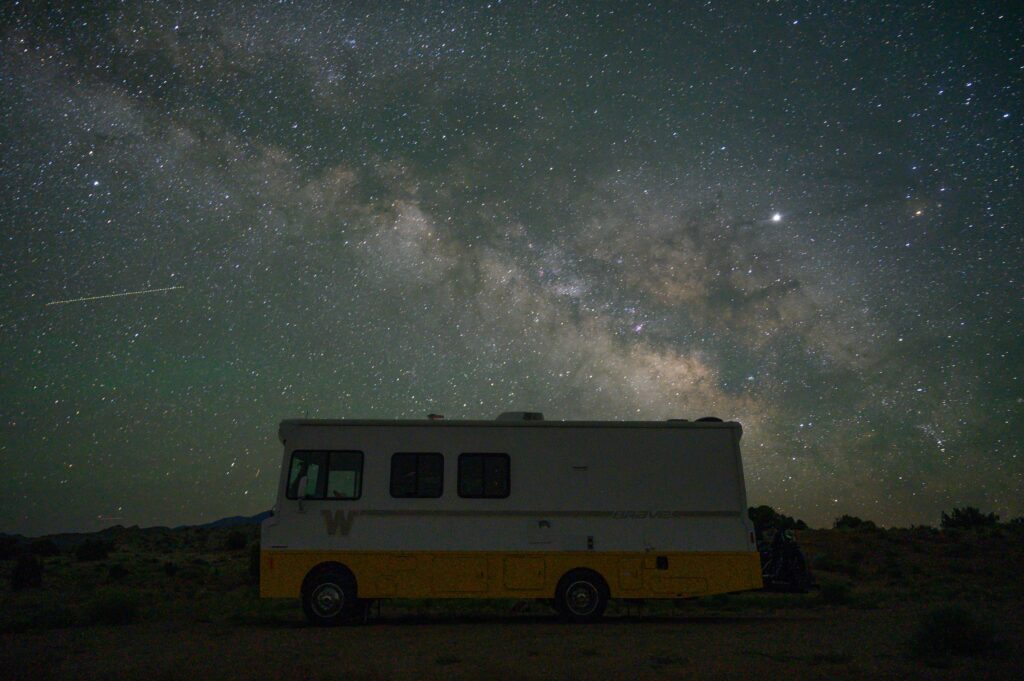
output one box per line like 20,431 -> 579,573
260,413 -> 762,624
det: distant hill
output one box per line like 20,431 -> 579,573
1,510 -> 273,548
188,510 -> 273,530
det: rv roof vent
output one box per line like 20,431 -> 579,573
696,416 -> 723,422
497,411 -> 544,421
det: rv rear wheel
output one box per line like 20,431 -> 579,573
302,567 -> 358,626
555,569 -> 609,622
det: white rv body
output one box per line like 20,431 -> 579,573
260,417 -> 762,612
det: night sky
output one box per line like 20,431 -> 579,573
2,2 -> 1021,535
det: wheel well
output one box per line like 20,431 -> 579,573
556,567 -> 611,598
301,561 -> 356,595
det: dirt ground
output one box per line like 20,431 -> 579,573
2,525 -> 1022,679
2,604 -> 1022,680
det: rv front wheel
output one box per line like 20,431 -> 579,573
302,567 -> 358,626
556,569 -> 609,622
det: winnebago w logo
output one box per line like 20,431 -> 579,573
322,509 -> 359,536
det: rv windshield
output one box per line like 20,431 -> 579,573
287,451 -> 326,499
286,450 -> 364,500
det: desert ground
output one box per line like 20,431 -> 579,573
1,524 -> 1022,680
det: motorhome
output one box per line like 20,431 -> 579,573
259,413 -> 762,624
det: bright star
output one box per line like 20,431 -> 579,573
771,213 -> 782,222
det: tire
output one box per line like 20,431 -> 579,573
302,567 -> 359,626
555,569 -> 609,622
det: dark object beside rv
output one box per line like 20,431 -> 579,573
757,528 -> 813,592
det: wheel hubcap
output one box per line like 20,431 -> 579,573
311,582 -> 344,617
566,581 -> 598,615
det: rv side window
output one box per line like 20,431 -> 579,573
390,453 -> 443,498
327,451 -> 363,500
287,450 -> 363,500
458,453 -> 510,498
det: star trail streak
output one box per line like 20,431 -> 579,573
44,286 -> 184,307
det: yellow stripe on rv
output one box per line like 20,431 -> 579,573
260,549 -> 762,599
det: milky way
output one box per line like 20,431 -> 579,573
2,2 -> 1022,534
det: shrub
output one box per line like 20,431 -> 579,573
163,561 -> 178,577
882,552 -> 903,580
249,542 -> 260,583
185,531 -> 208,549
833,515 -> 877,530
176,564 -> 206,581
29,539 -> 60,557
941,507 -> 998,530
909,525 -> 939,542
86,589 -> 140,625
1008,517 -> 1024,526
817,577 -> 852,605
748,505 -> 808,536
225,530 -> 248,551
910,605 -> 994,658
810,553 -> 859,577
107,563 -> 130,581
75,539 -> 112,562
0,535 -> 21,561
11,553 -> 44,590
153,533 -> 177,551
0,592 -> 75,631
